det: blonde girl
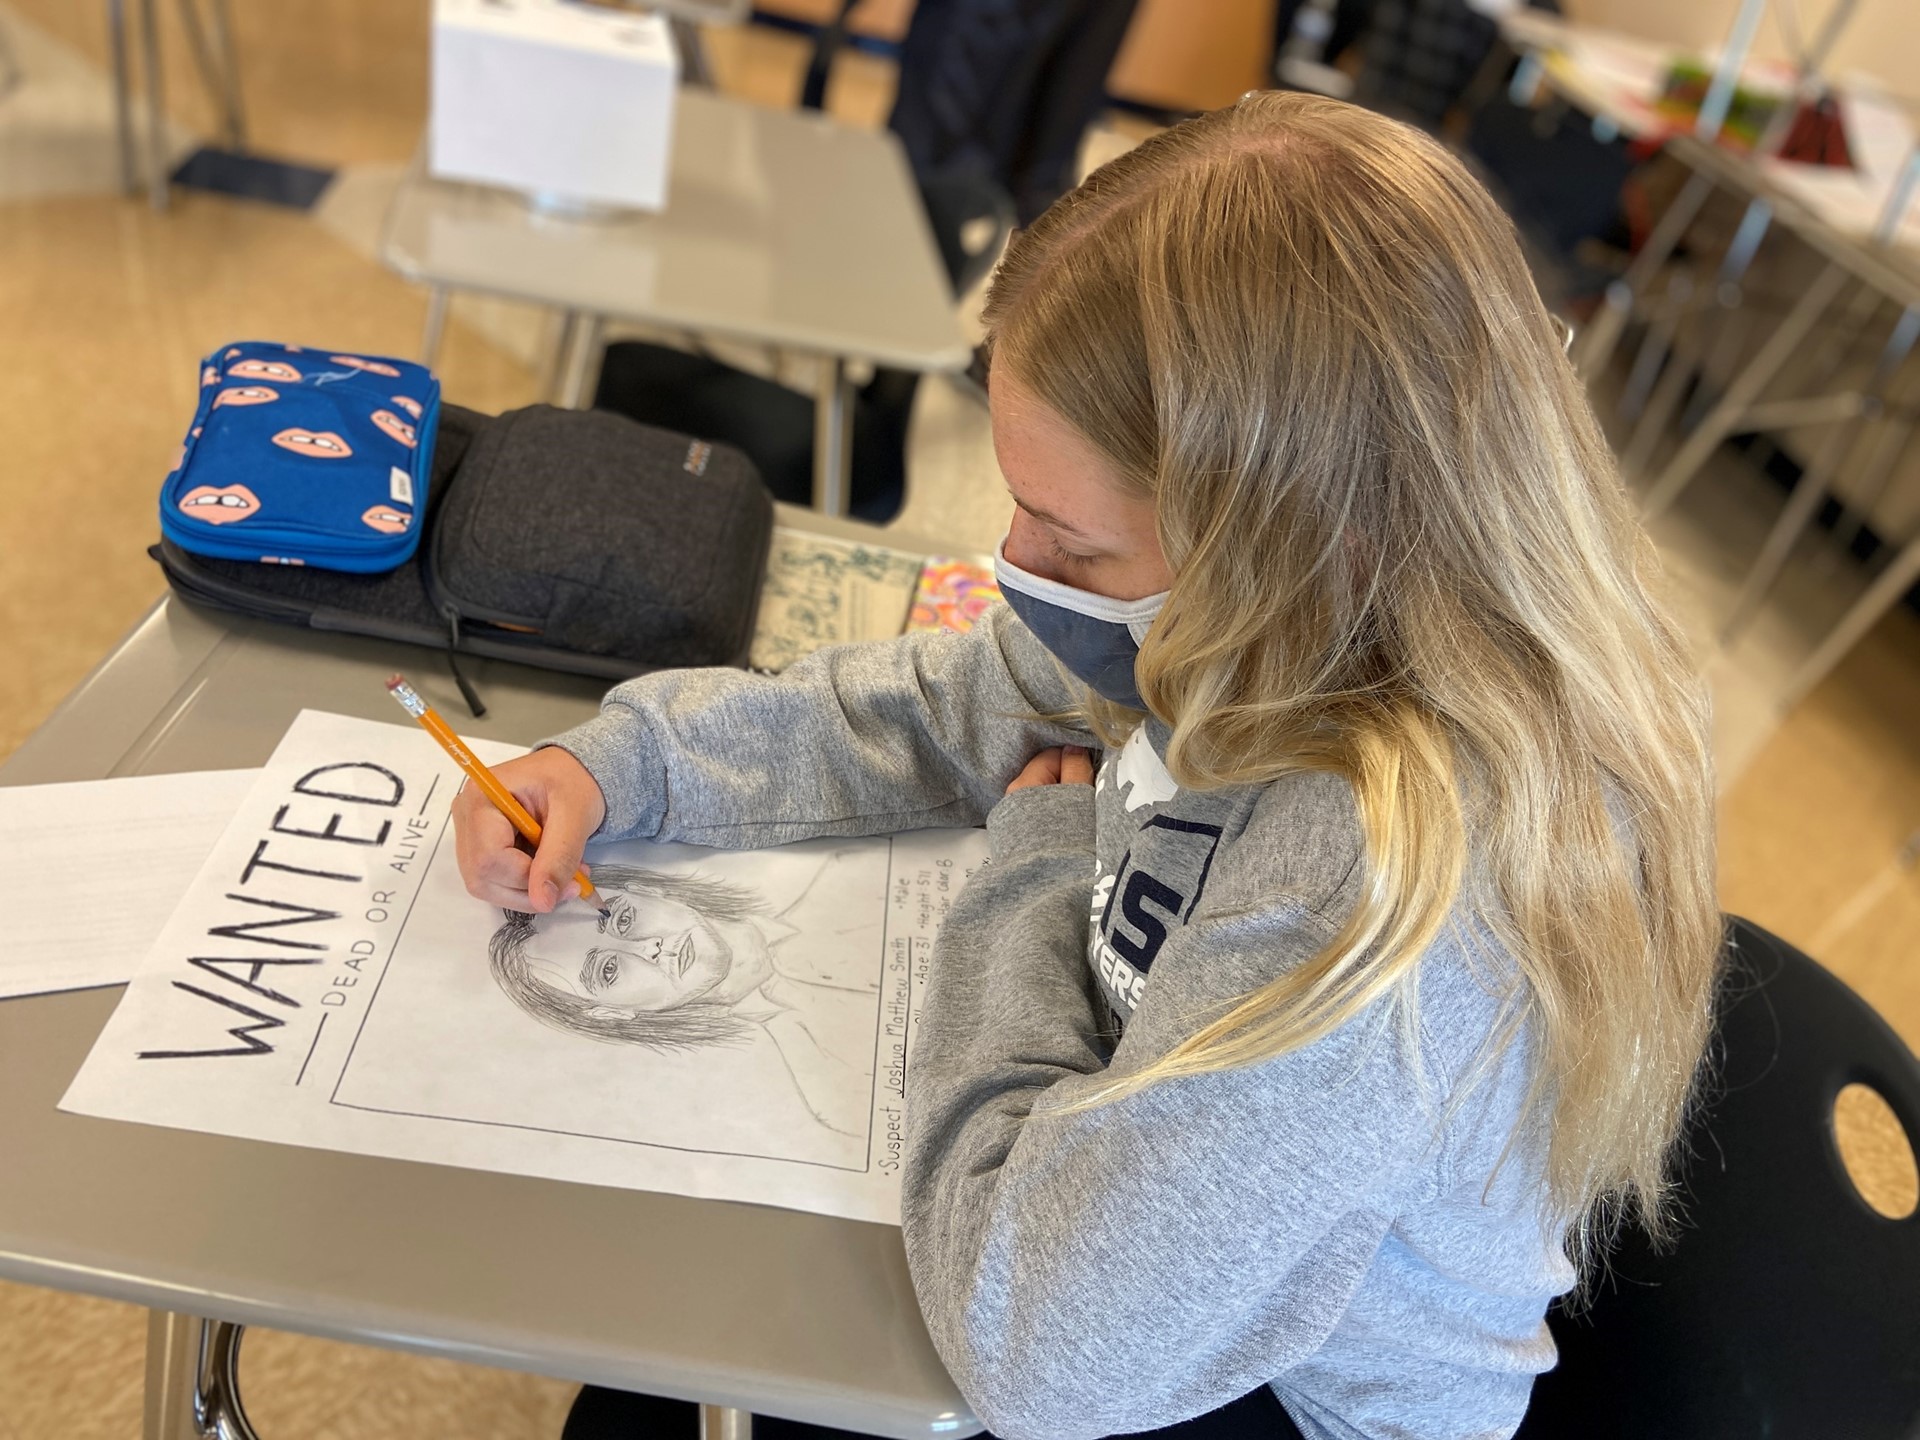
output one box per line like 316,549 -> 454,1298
456,90 -> 1720,1440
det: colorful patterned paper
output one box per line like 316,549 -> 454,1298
906,557 -> 1002,635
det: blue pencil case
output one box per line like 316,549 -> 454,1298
159,340 -> 441,573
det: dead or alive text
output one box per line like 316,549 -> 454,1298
137,762 -> 432,1061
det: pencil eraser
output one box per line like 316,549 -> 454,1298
386,675 -> 406,691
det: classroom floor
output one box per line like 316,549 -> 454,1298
1,3 -> 1916,1436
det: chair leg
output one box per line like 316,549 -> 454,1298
1830,409 -> 1917,559
1828,305 -> 1920,554
1722,303 -> 1920,642
1574,170 -> 1716,386
1780,532 -> 1920,708
1619,268 -> 1694,424
1640,261 -> 1849,521
1721,413 -> 1860,644
1620,194 -> 1773,470
1620,310 -> 1704,478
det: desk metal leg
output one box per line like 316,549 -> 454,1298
145,1312 -> 205,1440
700,1405 -> 753,1439
205,0 -> 245,150
1639,261 -> 1849,521
671,17 -> 714,89
813,356 -> 854,517
420,285 -> 451,368
145,1311 -> 260,1440
558,314 -> 606,409
545,311 -> 581,402
0,17 -> 18,98
137,0 -> 170,211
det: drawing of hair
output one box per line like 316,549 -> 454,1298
488,865 -> 767,1053
589,865 -> 768,923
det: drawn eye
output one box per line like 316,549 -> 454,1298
600,956 -> 620,988
614,908 -> 633,937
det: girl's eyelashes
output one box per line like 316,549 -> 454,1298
1046,534 -> 1095,567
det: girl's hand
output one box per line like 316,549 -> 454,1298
1005,745 -> 1095,794
452,748 -> 608,912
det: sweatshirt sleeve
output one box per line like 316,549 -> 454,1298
901,812 -> 1446,1440
542,604 -> 1093,848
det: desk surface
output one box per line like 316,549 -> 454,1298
0,507 -> 977,1438
382,88 -> 973,374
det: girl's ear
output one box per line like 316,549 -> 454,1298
584,1005 -> 632,1021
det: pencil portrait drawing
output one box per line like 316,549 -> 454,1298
488,852 -> 883,1137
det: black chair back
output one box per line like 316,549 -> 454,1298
1516,917 -> 1920,1438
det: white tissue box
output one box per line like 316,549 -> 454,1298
431,0 -> 679,212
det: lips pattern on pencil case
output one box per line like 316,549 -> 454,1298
158,339 -> 442,574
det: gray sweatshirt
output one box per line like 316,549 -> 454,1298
548,604 -> 1575,1440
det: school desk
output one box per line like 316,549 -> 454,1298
0,504 -> 978,1440
379,87 -> 974,519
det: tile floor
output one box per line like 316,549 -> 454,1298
0,3 -> 1915,1435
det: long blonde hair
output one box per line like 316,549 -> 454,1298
984,92 -> 1719,1256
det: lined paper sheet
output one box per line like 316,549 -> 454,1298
0,769 -> 260,1000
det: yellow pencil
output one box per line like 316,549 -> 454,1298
386,674 -> 610,917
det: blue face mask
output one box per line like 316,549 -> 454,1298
994,537 -> 1168,710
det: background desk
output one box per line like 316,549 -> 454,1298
381,88 -> 974,518
0,504 -> 978,1440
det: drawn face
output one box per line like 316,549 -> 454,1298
370,409 -> 416,448
272,427 -> 352,458
389,395 -> 422,419
526,891 -> 735,1012
361,504 -> 411,534
330,354 -> 402,378
177,484 -> 261,524
229,359 -> 302,383
213,385 -> 279,408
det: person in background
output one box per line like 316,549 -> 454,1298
887,0 -> 1143,228
458,90 -> 1720,1440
